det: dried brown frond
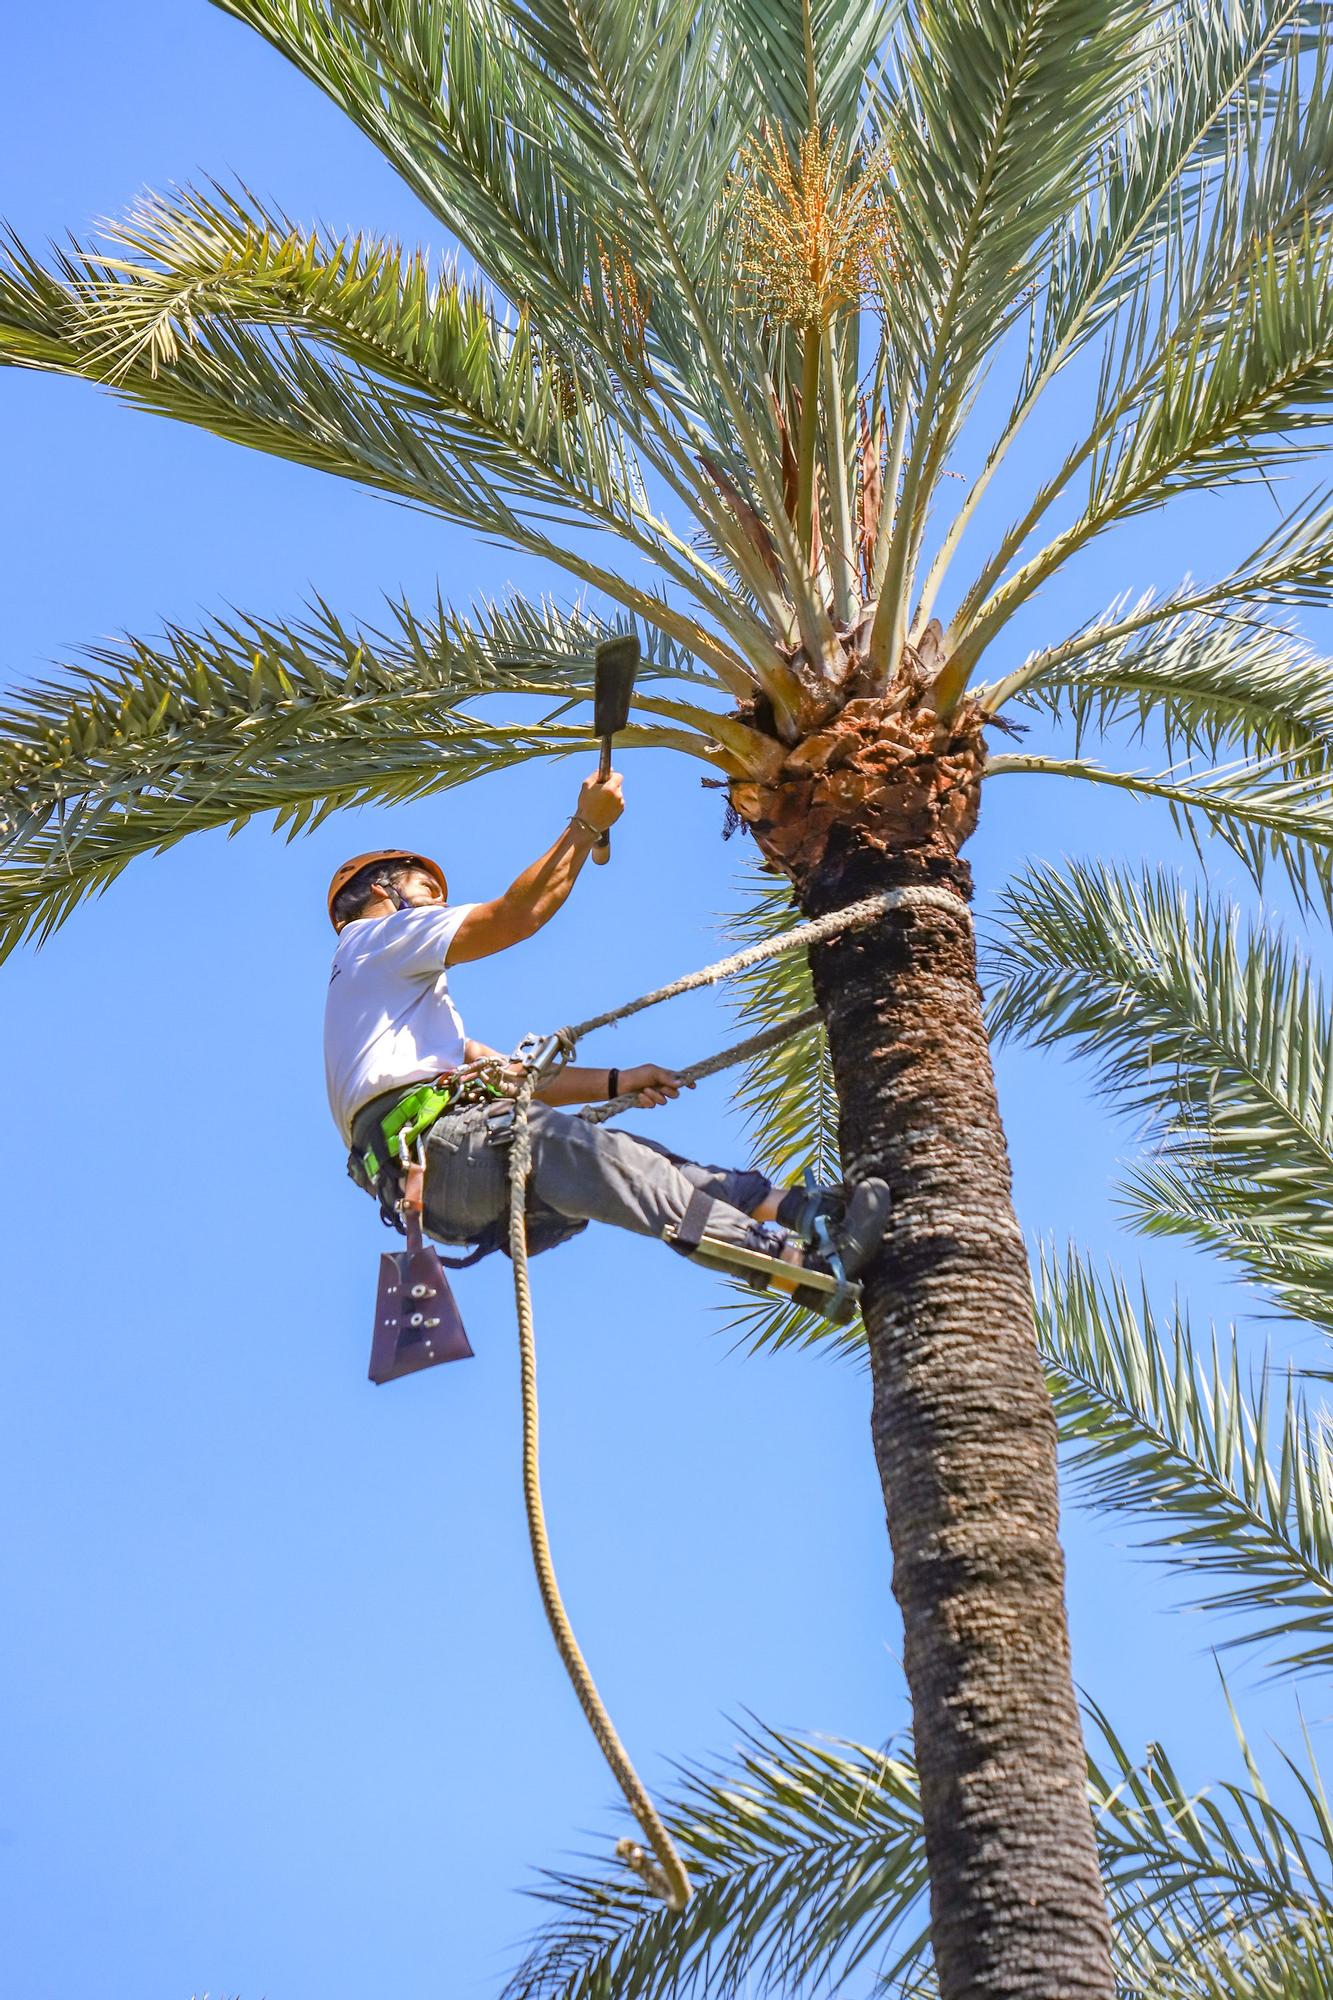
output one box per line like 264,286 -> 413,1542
731,124 -> 897,328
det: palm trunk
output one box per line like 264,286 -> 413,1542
808,853 -> 1115,2000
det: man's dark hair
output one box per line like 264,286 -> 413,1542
332,857 -> 419,930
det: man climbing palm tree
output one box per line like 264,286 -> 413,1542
326,765 -> 890,1319
6,1 -> 1333,1988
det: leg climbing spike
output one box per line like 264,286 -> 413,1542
667,1180 -> 891,1328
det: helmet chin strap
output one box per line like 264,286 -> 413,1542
375,876 -> 413,913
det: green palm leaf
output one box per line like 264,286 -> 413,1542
1036,1245 -> 1333,1677
708,872 -> 842,1356
979,496 -> 1333,713
946,13 -> 1333,677
207,0 -> 797,546
987,861 -> 1333,1327
0,204 -> 770,677
869,0 -> 1156,668
1141,1911 -> 1333,2000
919,0 -> 1329,644
506,1707 -> 1333,2000
0,596 -> 722,959
730,0 -> 900,140
505,1725 -> 931,2000
997,609 -> 1333,774
986,757 -> 1333,911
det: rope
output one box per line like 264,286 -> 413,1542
500,883 -> 965,1914
562,884 -> 966,1045
506,1068 -> 693,1912
581,1005 -> 822,1125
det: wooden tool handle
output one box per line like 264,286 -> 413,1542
592,735 -> 612,864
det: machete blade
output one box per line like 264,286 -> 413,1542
592,634 -> 640,739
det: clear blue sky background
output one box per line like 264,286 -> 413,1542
3,10 -> 1329,1999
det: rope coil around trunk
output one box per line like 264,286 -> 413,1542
503,883 -> 965,1913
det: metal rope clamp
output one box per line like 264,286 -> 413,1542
485,1028 -> 574,1146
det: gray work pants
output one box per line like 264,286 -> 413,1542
421,1100 -> 774,1252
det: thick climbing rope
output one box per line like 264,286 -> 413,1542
506,1067 -> 692,1910
560,885 -> 966,1046
582,1005 -> 822,1125
503,882 -> 966,1912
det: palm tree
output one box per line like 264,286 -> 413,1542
3,3 -> 1332,1988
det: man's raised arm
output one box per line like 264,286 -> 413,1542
446,771 -> 624,966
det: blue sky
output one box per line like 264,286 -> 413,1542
3,10 -> 1330,1999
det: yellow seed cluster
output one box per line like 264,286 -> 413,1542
596,240 -> 650,349
732,123 -> 896,328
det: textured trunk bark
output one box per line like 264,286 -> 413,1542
808,852 -> 1115,2000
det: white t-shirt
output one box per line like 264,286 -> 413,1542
324,902 -> 478,1142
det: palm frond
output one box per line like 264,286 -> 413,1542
0,211 -> 764,679
922,0 -> 1329,640
1141,1909 -> 1333,2000
996,609 -> 1333,776
1122,1160 -> 1333,1345
507,1705 -> 1333,2000
725,874 -> 836,1184
980,494 -> 1333,712
1089,1697 -> 1333,1942
207,0 -> 689,361
209,0 -> 811,583
0,595 -> 722,959
1036,1245 -> 1333,1678
985,754 -> 1333,911
1021,0 -> 1328,392
729,0 -> 900,141
712,871 -> 845,1356
71,183 -> 723,541
870,0 -> 1155,669
887,0 -> 1155,385
504,1724 -> 931,2000
987,860 -> 1333,1328
950,14 -> 1333,672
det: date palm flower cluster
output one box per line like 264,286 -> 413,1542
731,121 -> 898,329
5,3 -> 1333,1995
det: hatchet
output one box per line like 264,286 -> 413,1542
590,634 -> 639,865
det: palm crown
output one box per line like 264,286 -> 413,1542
3,0 -> 1332,948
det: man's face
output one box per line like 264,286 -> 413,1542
397,864 -> 446,908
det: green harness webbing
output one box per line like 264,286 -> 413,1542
360,1068 -> 509,1180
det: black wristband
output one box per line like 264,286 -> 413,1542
606,1067 -> 620,1100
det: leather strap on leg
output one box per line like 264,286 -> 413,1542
671,1187 -> 716,1255
400,1144 -> 427,1256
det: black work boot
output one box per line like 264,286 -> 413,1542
828,1177 -> 892,1279
775,1179 -> 848,1244
789,1177 -> 892,1323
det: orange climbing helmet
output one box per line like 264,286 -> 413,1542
327,850 -> 449,930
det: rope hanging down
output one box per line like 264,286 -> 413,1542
503,882 -> 966,1912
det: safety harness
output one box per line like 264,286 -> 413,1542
354,1059 -> 512,1184
349,1050 -> 587,1262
